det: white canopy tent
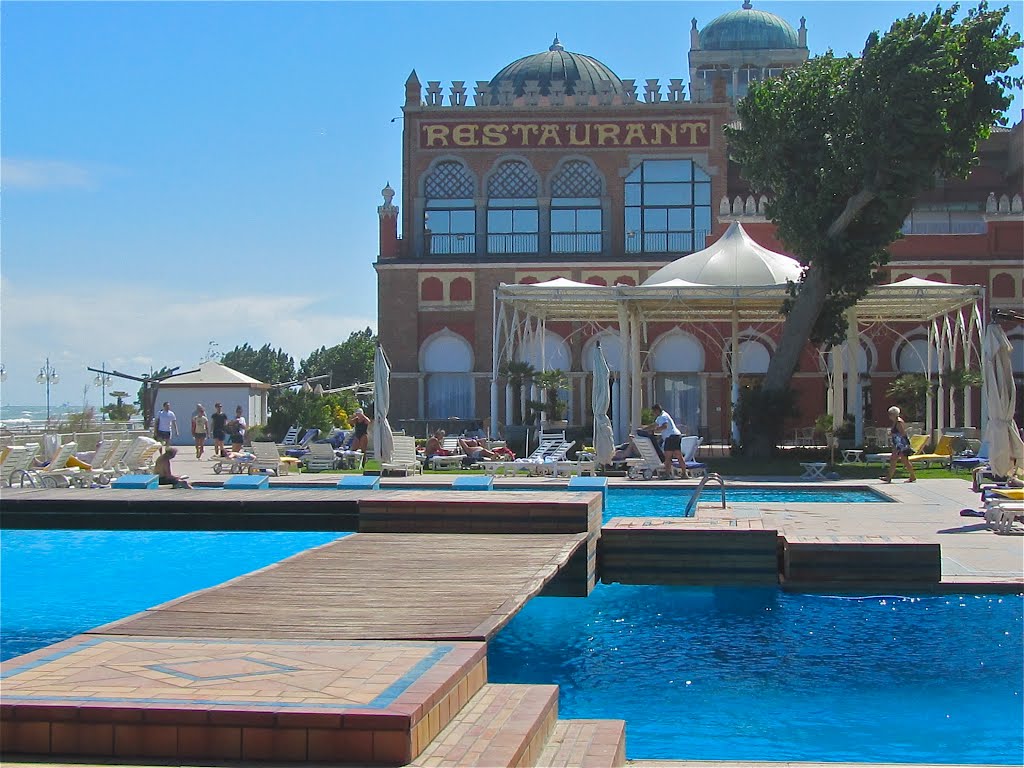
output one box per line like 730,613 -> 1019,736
491,223 -> 984,445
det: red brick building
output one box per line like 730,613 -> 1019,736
375,3 -> 1023,442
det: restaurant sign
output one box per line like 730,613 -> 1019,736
419,118 -> 711,149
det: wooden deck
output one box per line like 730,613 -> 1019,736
89,532 -> 587,642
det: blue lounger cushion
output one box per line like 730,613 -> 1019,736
337,475 -> 380,490
452,475 -> 493,491
111,474 -> 159,489
224,474 -> 270,489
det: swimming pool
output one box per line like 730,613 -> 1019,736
488,584 -> 1024,764
0,530 -> 344,661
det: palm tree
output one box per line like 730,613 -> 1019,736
500,361 -> 536,425
533,369 -> 570,424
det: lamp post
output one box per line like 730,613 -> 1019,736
93,364 -> 113,421
0,363 -> 7,421
36,357 -> 59,423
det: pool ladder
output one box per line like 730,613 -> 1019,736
684,472 -> 725,516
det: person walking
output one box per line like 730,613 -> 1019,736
210,402 -> 229,457
191,404 -> 209,459
882,405 -> 917,483
154,402 -> 178,446
229,406 -> 247,452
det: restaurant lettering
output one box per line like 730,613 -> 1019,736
419,119 -> 711,149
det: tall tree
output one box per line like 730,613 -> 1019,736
725,3 -> 1021,456
220,343 -> 296,385
299,328 -> 377,389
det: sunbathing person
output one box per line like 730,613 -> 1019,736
154,447 -> 192,489
459,438 -> 499,463
425,430 -> 451,459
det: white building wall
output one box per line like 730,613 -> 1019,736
156,385 -> 263,446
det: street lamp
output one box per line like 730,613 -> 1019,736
36,357 -> 59,423
93,364 -> 113,421
0,364 -> 7,421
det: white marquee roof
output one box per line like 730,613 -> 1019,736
497,275 -> 982,325
643,221 -> 803,287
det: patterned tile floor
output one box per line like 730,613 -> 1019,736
3,636 -> 483,717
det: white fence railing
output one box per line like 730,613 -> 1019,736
0,423 -> 149,452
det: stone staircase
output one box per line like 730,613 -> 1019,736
411,683 -> 625,768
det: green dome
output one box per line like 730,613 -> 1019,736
699,6 -> 800,50
488,36 -> 623,100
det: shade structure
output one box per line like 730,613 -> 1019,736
592,342 -> 615,465
373,344 -> 395,465
982,323 -> 1024,479
493,229 -> 983,442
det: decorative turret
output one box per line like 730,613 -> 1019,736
378,182 -> 399,259
405,70 -> 421,108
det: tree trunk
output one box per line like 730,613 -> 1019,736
748,264 -> 831,457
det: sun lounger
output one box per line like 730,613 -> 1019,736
250,441 -> 300,475
1,443 -> 40,487
279,425 -> 301,446
428,437 -> 466,470
381,435 -> 422,476
480,433 -> 569,476
627,435 -> 675,479
28,442 -> 81,488
680,436 -> 707,478
865,434 -> 928,464
908,434 -> 957,468
212,450 -> 256,474
303,442 -> 339,472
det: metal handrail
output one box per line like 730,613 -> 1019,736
684,472 -> 726,516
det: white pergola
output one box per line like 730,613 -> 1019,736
490,224 -> 984,445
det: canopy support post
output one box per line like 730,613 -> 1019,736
846,309 -> 862,446
730,310 -> 740,445
617,304 -> 630,439
630,306 -> 642,436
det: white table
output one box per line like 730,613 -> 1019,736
799,462 -> 828,481
841,449 -> 865,464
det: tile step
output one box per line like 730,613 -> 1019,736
535,719 -> 627,768
410,683 -> 558,767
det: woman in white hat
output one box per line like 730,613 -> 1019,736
351,407 -> 371,453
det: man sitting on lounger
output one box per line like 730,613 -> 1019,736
458,438 -> 500,465
426,430 -> 450,461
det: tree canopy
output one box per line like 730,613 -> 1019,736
299,328 -> 376,389
724,3 -> 1021,455
221,343 -> 296,386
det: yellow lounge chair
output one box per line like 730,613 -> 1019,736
908,434 -> 956,468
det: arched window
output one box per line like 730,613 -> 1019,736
421,331 -> 474,419
737,340 -> 770,374
896,338 -> 939,373
650,331 -> 704,433
424,161 -> 475,255
585,276 -> 607,286
615,275 -> 636,286
487,160 -> 538,254
449,277 -> 472,302
992,272 -> 1016,298
624,159 -> 712,254
420,277 -> 443,302
551,160 -> 602,254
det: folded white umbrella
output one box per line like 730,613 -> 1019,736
373,344 -> 395,465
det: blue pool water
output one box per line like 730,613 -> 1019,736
488,584 -> 1024,764
0,530 -> 343,661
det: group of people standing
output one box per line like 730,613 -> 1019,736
153,402 -> 247,459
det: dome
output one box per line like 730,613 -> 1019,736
643,222 -> 803,287
488,36 -> 624,100
699,3 -> 801,50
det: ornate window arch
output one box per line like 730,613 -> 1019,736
650,329 -> 705,434
424,160 -> 476,255
894,335 -> 939,373
624,159 -> 712,254
487,159 -> 539,254
582,333 -> 623,373
550,159 -> 603,254
420,329 -> 474,418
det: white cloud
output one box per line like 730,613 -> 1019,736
0,276 -> 376,406
1,157 -> 95,189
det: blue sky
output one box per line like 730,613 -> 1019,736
2,0 -> 1021,408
